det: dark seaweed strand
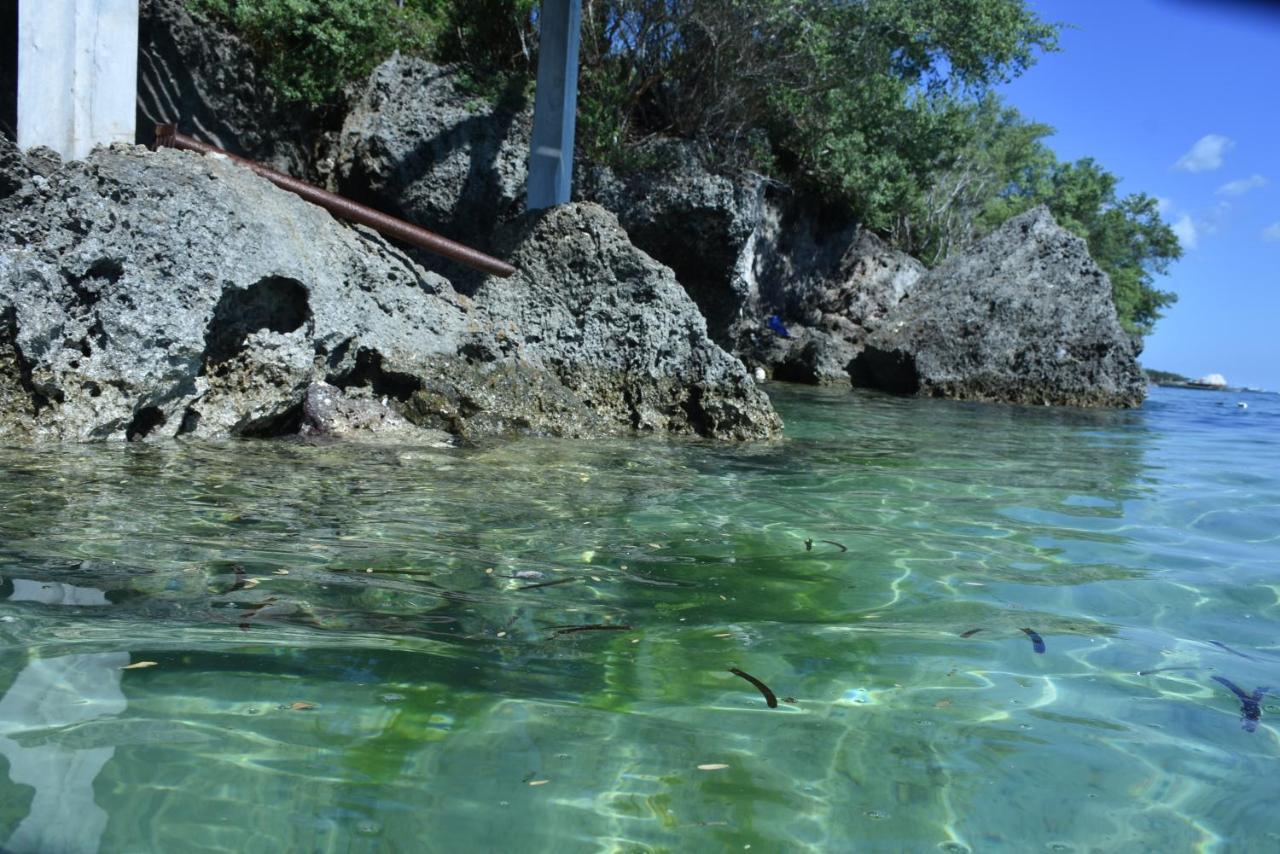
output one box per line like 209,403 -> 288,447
1209,640 -> 1258,661
960,628 -> 984,638
1137,666 -> 1198,676
729,667 -> 779,708
551,624 -> 632,636
818,539 -> 849,552
518,577 -> 579,591
1020,627 -> 1046,653
1212,675 -> 1251,701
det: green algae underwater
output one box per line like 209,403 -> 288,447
1,385 -> 1278,852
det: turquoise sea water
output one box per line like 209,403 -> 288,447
0,384 -> 1277,853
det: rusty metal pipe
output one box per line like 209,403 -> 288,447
153,124 -> 517,278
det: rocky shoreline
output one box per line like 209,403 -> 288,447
0,0 -> 1148,445
0,141 -> 777,444
313,51 -> 1145,408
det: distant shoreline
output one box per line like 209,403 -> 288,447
1151,381 -> 1273,395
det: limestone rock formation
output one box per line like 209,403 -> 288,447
0,140 -> 779,443
848,206 -> 1146,407
737,227 -> 923,384
470,203 -> 781,440
579,140 -> 765,342
331,56 -> 532,281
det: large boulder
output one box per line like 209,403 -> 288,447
460,203 -> 780,440
0,140 -> 779,443
135,0 -> 321,177
578,140 -> 764,342
848,206 -> 1146,407
331,56 -> 532,281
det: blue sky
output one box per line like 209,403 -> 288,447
998,0 -> 1279,390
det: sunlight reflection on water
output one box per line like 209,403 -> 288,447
0,385 -> 1277,852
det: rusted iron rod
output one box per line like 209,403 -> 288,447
152,123 -> 517,278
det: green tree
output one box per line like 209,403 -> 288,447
576,0 -> 1058,210
901,95 -> 1055,263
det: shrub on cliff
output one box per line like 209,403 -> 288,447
187,0 -> 446,106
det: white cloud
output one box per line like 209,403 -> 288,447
1174,134 -> 1234,172
1172,214 -> 1199,250
1154,196 -> 1174,216
1263,222 -> 1280,242
1216,174 -> 1267,196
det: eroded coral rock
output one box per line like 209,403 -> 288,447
848,207 -> 1146,407
0,140 -> 778,443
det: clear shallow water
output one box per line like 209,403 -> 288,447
1,385 -> 1277,853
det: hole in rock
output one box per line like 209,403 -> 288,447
203,276 -> 311,368
330,348 -> 421,402
177,407 -> 201,436
238,403 -> 303,438
84,257 -> 123,285
847,347 -> 921,395
126,406 -> 166,441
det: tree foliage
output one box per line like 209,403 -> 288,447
576,1 -> 1057,204
187,0 -> 448,106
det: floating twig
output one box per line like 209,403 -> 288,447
1210,640 -> 1258,661
518,577 -> 579,591
1020,627 -> 1046,654
729,667 -> 778,708
622,574 -> 682,588
960,628 -> 984,638
1137,666 -> 1198,676
803,537 -> 847,553
551,624 -> 632,636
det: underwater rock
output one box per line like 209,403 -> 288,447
0,140 -> 778,443
300,381 -> 451,445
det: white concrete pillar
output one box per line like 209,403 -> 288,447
527,0 -> 581,210
17,0 -> 138,160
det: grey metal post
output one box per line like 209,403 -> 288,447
17,0 -> 138,160
527,0 -> 582,210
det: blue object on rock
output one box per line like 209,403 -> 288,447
767,315 -> 791,339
